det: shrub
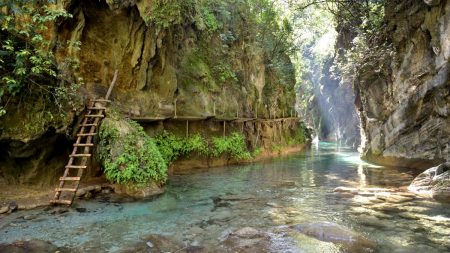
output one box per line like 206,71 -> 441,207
0,0 -> 82,117
98,119 -> 168,187
211,132 -> 252,160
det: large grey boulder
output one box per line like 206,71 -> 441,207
409,162 -> 450,202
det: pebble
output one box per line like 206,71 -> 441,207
146,241 -> 154,248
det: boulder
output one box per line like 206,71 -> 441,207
291,222 -> 376,252
113,181 -> 164,198
97,115 -> 167,198
409,162 -> 450,202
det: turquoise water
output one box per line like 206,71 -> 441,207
1,143 -> 449,252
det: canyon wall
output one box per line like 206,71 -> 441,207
355,0 -> 450,168
0,0 -> 303,185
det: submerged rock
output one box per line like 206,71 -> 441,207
113,182 -> 164,198
0,240 -> 61,253
291,222 -> 376,252
409,162 -> 450,202
220,227 -> 269,252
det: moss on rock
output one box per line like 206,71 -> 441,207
97,113 -> 168,188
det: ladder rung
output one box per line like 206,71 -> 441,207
88,107 -> 107,110
69,154 -> 91,157
81,124 -> 97,127
77,133 -> 97,137
50,200 -> 72,205
73,143 -> 94,147
55,188 -> 77,192
65,165 -> 87,169
85,114 -> 104,118
60,176 -> 81,181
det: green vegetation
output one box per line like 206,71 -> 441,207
153,131 -> 209,164
0,0 -> 82,118
211,132 -> 252,160
98,117 -> 253,188
289,123 -> 309,146
155,131 -> 252,162
98,119 -> 168,187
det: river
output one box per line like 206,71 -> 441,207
1,142 -> 449,252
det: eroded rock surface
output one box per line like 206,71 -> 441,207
355,0 -> 450,168
409,162 -> 450,202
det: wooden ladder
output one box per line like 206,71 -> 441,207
50,71 -> 118,206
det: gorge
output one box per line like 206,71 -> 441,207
0,0 -> 449,252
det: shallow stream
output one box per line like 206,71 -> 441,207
1,143 -> 449,252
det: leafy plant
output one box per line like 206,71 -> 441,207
98,119 -> 168,187
213,61 -> 237,83
0,0 -> 82,117
211,132 -> 252,160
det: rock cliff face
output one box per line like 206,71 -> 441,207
57,0 -> 295,119
0,0 -> 301,185
355,0 -> 450,168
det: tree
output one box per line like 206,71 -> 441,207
0,0 -> 81,117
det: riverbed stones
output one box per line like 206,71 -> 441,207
220,227 -> 269,252
291,221 -> 376,252
0,240 -> 60,253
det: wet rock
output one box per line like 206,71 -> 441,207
266,202 -> 282,208
333,187 -> 358,194
188,226 -> 204,236
380,194 -> 414,203
49,208 -> 69,215
218,194 -> 254,201
0,240 -> 60,253
275,180 -> 297,187
210,210 -> 232,222
76,185 -> 102,197
23,214 -> 38,220
357,215 -> 389,228
398,212 -> 420,220
8,202 -> 18,213
0,206 -> 9,214
114,182 -> 165,198
220,227 -> 269,252
75,207 -> 87,213
409,162 -> 450,203
143,234 -> 183,251
372,204 -> 402,213
291,221 -> 376,252
120,234 -> 184,253
232,227 -> 263,239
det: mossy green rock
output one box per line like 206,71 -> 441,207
97,114 -> 168,190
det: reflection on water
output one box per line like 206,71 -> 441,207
0,142 -> 449,252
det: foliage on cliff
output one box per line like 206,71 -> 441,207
154,131 -> 252,162
0,0 -> 82,110
98,116 -> 168,187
